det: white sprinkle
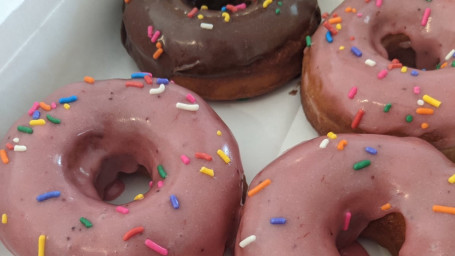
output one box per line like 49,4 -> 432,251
12,138 -> 19,143
363,15 -> 370,24
149,84 -> 165,95
365,59 -> 376,67
417,99 -> 425,106
200,23 -> 214,30
14,145 -> 27,152
319,138 -> 330,149
176,103 -> 200,111
239,235 -> 256,248
445,49 -> 455,61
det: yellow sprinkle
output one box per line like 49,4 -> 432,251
134,194 -> 144,201
421,122 -> 429,129
422,94 -> 442,108
339,46 -> 345,50
327,132 -> 337,139
222,12 -> 230,22
1,213 -> 7,224
201,5 -> 208,10
197,14 -> 204,19
200,166 -> 214,177
263,0 -> 272,8
401,66 -> 408,73
29,119 -> 46,126
217,149 -> 231,164
64,103 -> 71,110
449,174 -> 455,184
380,203 -> 391,211
336,23 -> 342,30
38,235 -> 46,256
216,130 -> 222,136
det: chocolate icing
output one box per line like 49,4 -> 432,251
0,79 -> 244,255
122,0 -> 321,77
236,134 -> 455,255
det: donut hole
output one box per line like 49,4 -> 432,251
185,0 -> 250,10
380,33 -> 440,70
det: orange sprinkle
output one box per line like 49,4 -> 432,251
84,76 -> 95,84
0,149 -> 9,164
387,63 -> 403,70
328,17 -> 342,24
441,62 -> 448,69
125,81 -> 144,88
124,0 -> 131,3
156,42 -> 163,49
337,140 -> 348,150
345,7 -> 352,12
381,203 -> 391,211
153,48 -> 164,60
39,102 -> 51,111
351,8 -> 357,13
195,152 -> 212,161
248,179 -> 271,197
416,108 -> 434,115
122,226 -> 145,241
421,123 -> 429,129
433,205 -> 455,215
5,143 -> 14,151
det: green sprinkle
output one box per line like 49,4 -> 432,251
384,103 -> 392,113
405,115 -> 413,123
306,35 -> 312,47
46,114 -> 61,124
17,126 -> 33,134
277,1 -> 283,6
353,160 -> 371,170
275,8 -> 280,15
451,60 -> 455,67
79,217 -> 93,228
436,63 -> 441,69
157,165 -> 167,179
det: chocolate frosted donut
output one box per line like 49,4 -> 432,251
122,0 -> 321,100
0,76 -> 244,255
301,0 -> 455,161
236,134 -> 455,255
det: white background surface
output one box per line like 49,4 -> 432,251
0,0 -> 390,255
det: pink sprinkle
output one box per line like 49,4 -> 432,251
151,30 -> 161,43
147,26 -> 153,38
356,13 -> 363,17
116,206 -> 129,214
145,239 -> 168,255
348,86 -> 358,99
149,181 -> 153,188
180,154 -> 190,165
186,93 -> 196,103
343,212 -> 352,231
157,181 -> 164,188
28,102 -> 40,116
375,0 -> 382,7
235,3 -> 247,10
413,86 -> 420,94
377,69 -> 388,79
421,8 -> 431,26
51,102 -> 57,109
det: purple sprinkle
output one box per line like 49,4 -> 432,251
365,147 -> 378,155
32,110 -> 41,120
351,46 -> 362,57
270,217 -> 287,224
411,70 -> 419,76
170,194 -> 180,209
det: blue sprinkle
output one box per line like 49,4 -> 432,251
365,147 -> 378,155
325,31 -> 333,43
270,217 -> 287,225
157,78 -> 169,85
411,70 -> 419,76
170,194 -> 180,209
32,110 -> 41,120
36,191 -> 61,202
59,95 -> 78,104
350,46 -> 362,57
221,6 -> 227,12
131,72 -> 151,79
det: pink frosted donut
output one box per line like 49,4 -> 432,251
301,0 -> 455,161
0,76 -> 244,255
236,134 -> 455,255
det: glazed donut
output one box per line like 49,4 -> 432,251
0,76 -> 245,255
122,0 -> 321,100
235,134 -> 455,255
301,0 -> 455,161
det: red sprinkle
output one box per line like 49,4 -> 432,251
125,81 -> 144,88
226,4 -> 238,12
122,226 -> 145,241
323,21 -> 338,35
195,152 -> 212,161
187,7 -> 198,18
144,75 -> 153,84
5,143 -> 14,151
351,109 -> 365,129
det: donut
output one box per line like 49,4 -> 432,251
122,0 -> 321,100
235,134 -> 455,255
301,0 -> 455,161
0,76 -> 245,255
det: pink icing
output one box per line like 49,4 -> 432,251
236,134 -> 455,255
0,79 -> 244,255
